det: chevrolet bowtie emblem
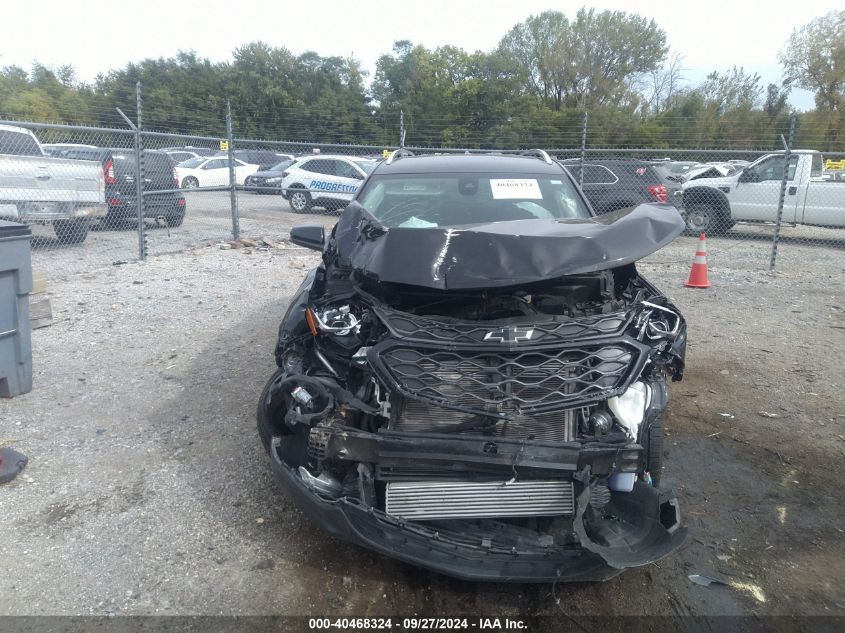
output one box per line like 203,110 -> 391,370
483,327 -> 536,343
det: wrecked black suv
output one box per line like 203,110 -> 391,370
258,150 -> 688,582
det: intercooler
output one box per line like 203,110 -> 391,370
385,480 -> 575,520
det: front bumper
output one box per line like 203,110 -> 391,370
258,398 -> 687,583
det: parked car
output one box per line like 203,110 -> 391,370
175,156 -> 259,189
243,159 -> 296,194
558,158 -> 678,214
680,150 -> 844,234
45,146 -> 186,228
159,147 -> 218,164
280,154 -> 378,212
0,124 -> 105,244
106,149 -> 186,227
258,150 -> 688,582
217,149 -> 285,171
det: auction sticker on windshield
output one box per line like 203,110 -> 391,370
490,178 -> 542,199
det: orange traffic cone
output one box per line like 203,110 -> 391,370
684,233 -> 711,288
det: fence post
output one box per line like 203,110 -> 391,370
135,82 -> 146,260
400,109 -> 406,149
769,113 -> 796,272
579,111 -> 588,188
226,100 -> 240,241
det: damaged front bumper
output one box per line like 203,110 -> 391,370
258,388 -> 687,583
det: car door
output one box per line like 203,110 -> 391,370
729,155 -> 801,222
303,159 -> 343,199
200,158 -> 230,187
333,160 -> 366,202
798,154 -> 843,226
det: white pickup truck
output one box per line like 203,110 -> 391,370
0,124 -> 106,244
678,150 -> 843,234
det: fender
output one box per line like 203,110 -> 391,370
681,185 -> 732,219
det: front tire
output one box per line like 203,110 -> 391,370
181,176 -> 199,189
289,188 -> 312,213
53,219 -> 90,244
684,203 -> 732,236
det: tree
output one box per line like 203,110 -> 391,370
780,10 -> 845,111
645,51 -> 685,114
498,8 -> 668,110
696,66 -> 763,112
764,83 -> 790,121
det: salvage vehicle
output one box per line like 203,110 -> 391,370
0,124 -> 106,244
258,150 -> 688,582
679,150 -> 844,235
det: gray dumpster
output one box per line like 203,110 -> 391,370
0,220 -> 33,397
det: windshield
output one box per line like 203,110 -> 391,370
179,157 -> 205,168
358,172 -> 591,228
354,160 -> 378,174
270,159 -> 294,171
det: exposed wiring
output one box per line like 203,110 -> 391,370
551,569 -> 593,633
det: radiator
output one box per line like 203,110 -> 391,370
385,480 -> 575,520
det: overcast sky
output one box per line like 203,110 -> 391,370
2,0 -> 838,110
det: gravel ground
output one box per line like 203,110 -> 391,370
2,227 -> 844,620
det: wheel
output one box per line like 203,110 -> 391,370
683,203 -> 732,236
181,176 -> 199,189
641,412 -> 664,488
53,219 -> 90,244
289,188 -> 312,213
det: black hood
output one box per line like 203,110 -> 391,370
331,202 -> 685,290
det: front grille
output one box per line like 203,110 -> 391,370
385,480 -> 575,520
392,398 -> 576,442
374,306 -> 631,346
372,342 -> 638,413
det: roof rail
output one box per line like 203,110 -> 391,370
385,148 -> 415,165
519,149 -> 554,165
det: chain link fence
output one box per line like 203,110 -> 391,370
1,87 -> 843,282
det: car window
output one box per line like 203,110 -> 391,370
179,157 -> 205,169
564,164 -> 619,185
270,159 -> 294,171
335,161 -> 363,179
358,173 -> 590,228
0,129 -> 42,156
749,156 -> 800,182
353,160 -> 377,175
203,159 -> 228,170
168,152 -> 193,163
301,159 -> 335,176
811,154 -> 824,179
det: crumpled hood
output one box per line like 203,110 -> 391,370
681,175 -> 736,190
331,202 -> 685,290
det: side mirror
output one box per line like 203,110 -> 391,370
738,169 -> 756,183
290,225 -> 325,251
